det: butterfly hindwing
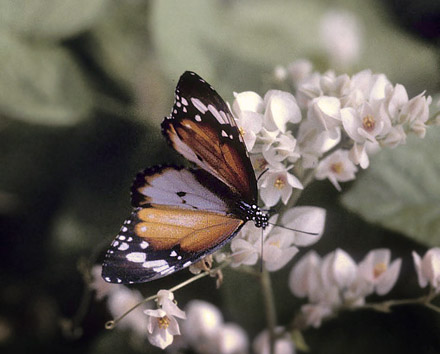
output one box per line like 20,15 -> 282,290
161,71 -> 258,205
102,165 -> 245,283
101,205 -> 244,283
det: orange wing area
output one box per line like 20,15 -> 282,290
167,118 -> 254,203
135,205 -> 243,252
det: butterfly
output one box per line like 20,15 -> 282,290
101,71 -> 268,284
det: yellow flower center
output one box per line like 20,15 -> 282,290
373,262 -> 387,278
274,177 -> 285,190
270,240 -> 281,248
239,126 -> 246,137
330,162 -> 344,175
157,316 -> 170,329
362,115 -> 376,132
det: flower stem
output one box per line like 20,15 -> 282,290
260,268 -> 278,354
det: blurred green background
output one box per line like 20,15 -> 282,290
1,0 -> 439,353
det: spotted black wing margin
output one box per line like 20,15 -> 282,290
161,71 -> 258,205
102,165 -> 244,284
101,206 -> 243,284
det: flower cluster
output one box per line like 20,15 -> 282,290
178,300 -> 249,354
89,266 -> 186,349
233,61 -> 433,199
289,248 -> 402,327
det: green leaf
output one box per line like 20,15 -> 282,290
341,128 -> 440,246
151,0 -> 438,95
0,32 -> 93,126
0,0 -> 110,40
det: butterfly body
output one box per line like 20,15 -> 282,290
102,72 -> 268,284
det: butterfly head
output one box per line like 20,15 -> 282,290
237,202 -> 269,229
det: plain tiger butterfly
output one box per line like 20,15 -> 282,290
101,71 -> 269,284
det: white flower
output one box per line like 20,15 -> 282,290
348,70 -> 391,107
230,215 -> 277,267
107,286 -> 148,337
182,300 -> 223,349
89,265 -> 120,300
156,290 -> 186,319
320,71 -> 351,98
341,102 -> 391,144
380,124 -> 406,148
287,59 -> 313,87
262,132 -> 300,165
232,91 -> 264,114
348,142 -> 369,168
263,90 -> 302,132
307,96 -> 342,138
252,128 -> 279,154
182,300 -> 248,354
273,65 -> 288,81
300,303 -> 333,328
315,149 -> 358,191
401,93 -> 432,138
259,166 -> 303,207
319,10 -> 362,68
296,72 -> 322,108
356,249 -> 402,296
412,248 -> 440,292
230,237 -> 260,267
279,206 -> 326,246
145,308 -> 181,349
296,119 -> 341,168
289,251 -> 322,299
263,231 -> 299,271
216,323 -> 249,354
253,327 -> 295,354
144,290 -> 186,349
384,83 -> 409,122
235,111 -> 263,151
321,249 -> 357,290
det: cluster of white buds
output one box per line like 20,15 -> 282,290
289,248 -> 402,328
233,60 -> 434,199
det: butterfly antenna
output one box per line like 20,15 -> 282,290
260,227 -> 264,273
268,222 -> 319,236
257,168 -> 269,182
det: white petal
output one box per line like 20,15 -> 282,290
376,258 -> 401,295
264,90 -> 301,132
412,251 -> 428,288
265,246 -> 298,272
281,206 -> 326,246
233,91 -> 264,114
217,323 -> 249,354
182,300 -> 223,344
288,251 -> 322,298
323,249 -> 357,288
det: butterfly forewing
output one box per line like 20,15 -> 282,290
102,166 -> 245,283
162,71 -> 258,205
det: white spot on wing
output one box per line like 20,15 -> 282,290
191,98 -> 208,114
126,252 -> 146,263
140,241 -> 149,249
195,114 -> 202,122
143,259 -> 168,268
118,242 -> 129,251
